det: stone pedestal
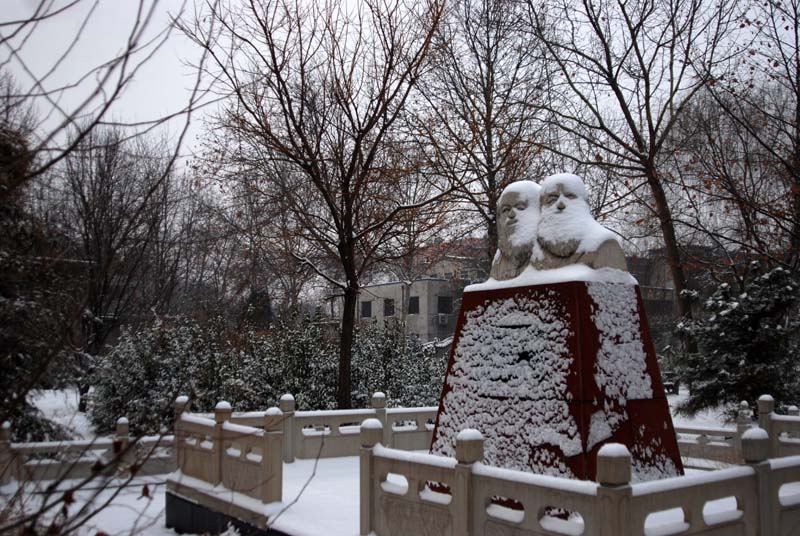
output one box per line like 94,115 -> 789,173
430,280 -> 683,482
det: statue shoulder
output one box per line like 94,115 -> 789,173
589,239 -> 627,271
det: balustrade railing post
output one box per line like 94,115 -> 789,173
788,405 -> 799,439
454,429 -> 483,536
742,427 -> 775,535
371,392 -> 389,447
758,395 -> 776,457
279,394 -> 295,463
213,401 -> 232,486
360,418 -> 383,536
114,417 -> 130,454
262,407 -> 283,503
596,444 -> 632,536
736,401 -> 752,460
174,396 -> 190,471
0,421 -> 17,485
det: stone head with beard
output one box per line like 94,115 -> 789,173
490,180 -> 540,280
532,173 -> 627,271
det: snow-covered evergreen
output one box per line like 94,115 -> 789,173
676,263 -> 800,417
91,316 -> 446,434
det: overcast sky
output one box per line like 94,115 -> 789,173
3,0 -> 207,157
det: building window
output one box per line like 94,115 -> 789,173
438,295 -> 453,315
384,298 -> 395,317
408,296 -> 419,315
361,300 -> 372,318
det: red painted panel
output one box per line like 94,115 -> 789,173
430,281 -> 683,482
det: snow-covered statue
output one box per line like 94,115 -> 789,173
429,170 -> 683,489
533,173 -> 627,272
490,180 -> 540,281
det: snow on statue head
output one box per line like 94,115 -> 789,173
490,180 -> 541,281
533,173 -> 627,271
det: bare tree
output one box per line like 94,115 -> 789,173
657,89 -> 793,286
416,0 -> 553,261
58,128 -> 181,410
179,0 -> 446,408
704,0 -> 800,267
0,2 -> 211,532
0,1 -> 197,194
527,0 -> 741,319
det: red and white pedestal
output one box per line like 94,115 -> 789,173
430,280 -> 683,482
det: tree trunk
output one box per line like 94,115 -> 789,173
790,95 -> 800,268
486,217 -> 498,266
338,283 -> 357,409
646,168 -> 692,320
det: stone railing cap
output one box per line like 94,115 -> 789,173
456,428 -> 483,441
280,394 -> 295,401
117,417 -> 129,425
215,401 -> 232,411
362,418 -> 383,430
758,394 -> 775,402
598,443 -> 630,457
266,407 -> 283,416
742,427 -> 768,440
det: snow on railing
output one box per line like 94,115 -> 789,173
208,392 -> 437,461
359,421 -> 800,536
172,399 -> 283,504
0,417 -> 174,484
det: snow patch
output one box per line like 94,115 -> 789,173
431,291 -> 582,476
742,427 -> 768,440
468,264 -> 636,292
598,443 -> 630,458
457,428 -> 483,441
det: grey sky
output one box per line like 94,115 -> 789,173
3,0 -> 207,156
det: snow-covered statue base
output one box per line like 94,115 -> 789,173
430,174 -> 683,482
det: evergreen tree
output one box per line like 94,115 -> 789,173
676,263 -> 800,417
352,321 -> 446,408
91,315 -> 446,434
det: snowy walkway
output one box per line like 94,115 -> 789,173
4,457 -> 361,536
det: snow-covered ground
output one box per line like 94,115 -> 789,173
2,458 -> 359,536
29,389 -> 95,440
6,388 -> 747,535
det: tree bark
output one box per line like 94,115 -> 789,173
646,168 -> 692,320
338,283 -> 357,409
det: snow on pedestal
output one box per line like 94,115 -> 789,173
430,276 -> 683,483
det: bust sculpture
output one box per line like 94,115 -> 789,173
531,173 -> 627,272
489,180 -> 540,281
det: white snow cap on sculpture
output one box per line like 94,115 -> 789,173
280,393 -> 295,402
536,173 -> 621,258
373,392 -> 386,399
498,180 -> 540,247
175,395 -> 189,404
490,180 -> 541,281
456,428 -> 484,441
117,417 -> 129,425
215,401 -> 232,411
265,407 -> 282,416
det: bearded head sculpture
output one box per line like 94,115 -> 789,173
490,180 -> 541,280
532,173 -> 627,271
